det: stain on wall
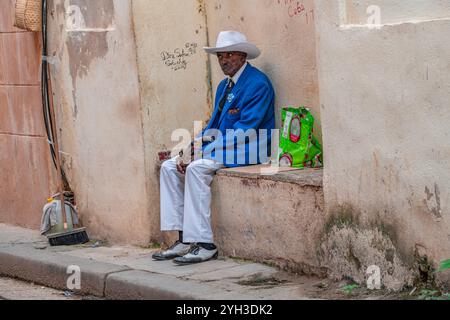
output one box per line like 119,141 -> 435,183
424,184 -> 442,220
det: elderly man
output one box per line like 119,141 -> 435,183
153,31 -> 275,265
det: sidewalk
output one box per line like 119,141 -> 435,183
0,224 -> 325,300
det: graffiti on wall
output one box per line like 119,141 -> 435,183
161,43 -> 198,71
276,0 -> 314,23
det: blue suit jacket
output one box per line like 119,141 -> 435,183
202,63 -> 275,168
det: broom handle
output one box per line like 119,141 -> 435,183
47,63 -> 68,230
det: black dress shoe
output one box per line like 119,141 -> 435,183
173,244 -> 218,265
152,241 -> 191,261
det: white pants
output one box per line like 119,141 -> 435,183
160,157 -> 224,243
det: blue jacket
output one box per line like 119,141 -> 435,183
202,63 -> 275,168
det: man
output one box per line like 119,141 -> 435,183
153,31 -> 275,265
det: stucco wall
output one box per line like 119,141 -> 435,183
205,0 -> 321,140
316,0 -> 450,287
131,0 -> 211,240
340,0 -> 450,25
212,167 -> 325,275
47,0 -> 150,244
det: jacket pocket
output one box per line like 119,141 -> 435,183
225,112 -> 241,128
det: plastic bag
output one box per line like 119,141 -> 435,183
278,106 -> 323,168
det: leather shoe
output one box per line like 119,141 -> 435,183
173,244 -> 218,265
152,241 -> 191,261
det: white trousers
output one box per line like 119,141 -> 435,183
160,157 -> 224,243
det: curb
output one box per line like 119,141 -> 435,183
0,244 -> 129,297
0,244 -> 254,300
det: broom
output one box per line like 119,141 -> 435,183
45,63 -> 89,246
43,0 -> 88,246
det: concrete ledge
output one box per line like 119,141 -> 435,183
105,270 -> 254,300
212,165 -> 326,276
0,245 -> 130,297
217,166 -> 323,188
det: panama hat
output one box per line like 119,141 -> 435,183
204,31 -> 261,60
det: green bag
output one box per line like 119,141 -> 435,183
278,106 -> 323,168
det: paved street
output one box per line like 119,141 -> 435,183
0,276 -> 81,300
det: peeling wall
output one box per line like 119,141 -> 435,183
47,0 -> 150,244
316,0 -> 450,288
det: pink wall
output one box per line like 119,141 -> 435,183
0,0 -> 56,228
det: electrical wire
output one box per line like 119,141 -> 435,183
41,0 -> 69,186
41,0 -> 55,164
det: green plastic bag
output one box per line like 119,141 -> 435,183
278,106 -> 323,168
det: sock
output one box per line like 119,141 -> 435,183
179,231 -> 189,245
198,243 -> 217,250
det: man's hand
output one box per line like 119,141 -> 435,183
176,160 -> 189,175
176,136 -> 209,174
176,150 -> 194,175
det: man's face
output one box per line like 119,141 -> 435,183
217,52 -> 247,77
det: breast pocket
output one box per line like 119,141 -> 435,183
225,111 -> 241,128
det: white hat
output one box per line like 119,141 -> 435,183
204,31 -> 261,60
